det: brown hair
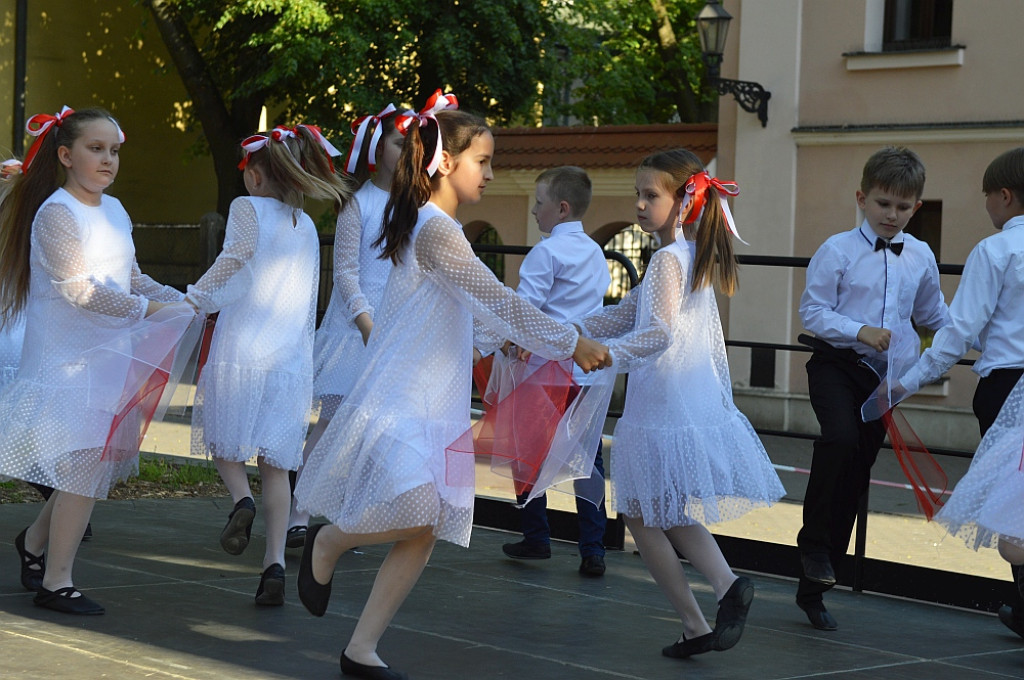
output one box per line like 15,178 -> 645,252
349,114 -> 399,187
0,107 -> 120,326
377,109 -> 490,264
860,145 -> 926,199
982,147 -> 1024,205
536,166 -> 592,218
638,148 -> 739,296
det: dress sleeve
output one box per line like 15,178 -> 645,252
185,197 -> 259,314
415,215 -> 578,360
577,285 -> 641,340
601,250 -> 682,373
332,198 -> 372,321
34,202 -> 148,325
131,262 -> 185,302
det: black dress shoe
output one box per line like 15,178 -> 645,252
662,632 -> 715,659
579,554 -> 605,576
255,563 -> 285,606
15,527 -> 45,592
285,525 -> 307,549
998,605 -> 1024,640
220,497 -> 256,555
797,600 -> 838,631
33,586 -> 105,615
713,576 -> 754,651
800,554 -> 836,586
298,523 -> 333,616
502,540 -> 551,560
340,651 -> 408,679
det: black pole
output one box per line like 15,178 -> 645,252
12,0 -> 28,155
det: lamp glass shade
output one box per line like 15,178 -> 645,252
697,0 -> 732,57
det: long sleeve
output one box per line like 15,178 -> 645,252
185,196 -> 259,314
799,244 -> 865,344
35,202 -> 148,326
601,250 -> 682,373
131,262 -> 185,302
516,245 -> 555,310
577,285 -> 641,340
332,198 -> 373,321
416,215 -> 578,360
911,256 -> 949,331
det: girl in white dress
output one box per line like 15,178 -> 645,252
293,96 -> 611,679
0,107 -> 191,615
287,106 -> 403,546
577,149 -> 785,660
187,125 -> 352,605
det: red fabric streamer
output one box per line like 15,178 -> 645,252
195,314 -> 218,382
447,359 -> 577,496
882,407 -> 948,520
102,348 -> 174,463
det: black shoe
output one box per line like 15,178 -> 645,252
502,540 -> 551,560
255,563 -> 285,606
998,605 -> 1024,640
800,553 -> 836,586
713,576 -> 754,651
33,586 -> 105,615
298,523 -> 333,617
662,632 -> 715,659
81,523 -> 93,542
285,525 -> 307,549
579,554 -> 606,576
219,497 -> 256,555
797,600 -> 838,631
15,527 -> 45,592
340,651 -> 408,679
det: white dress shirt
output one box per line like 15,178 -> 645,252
900,215 -> 1024,389
800,221 -> 949,373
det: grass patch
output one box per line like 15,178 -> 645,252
137,456 -> 223,489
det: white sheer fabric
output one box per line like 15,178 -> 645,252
189,196 -> 319,470
934,375 -> 1024,550
580,238 -> 785,528
312,182 -> 392,414
0,315 -> 25,389
295,202 -> 579,547
0,188 -> 188,497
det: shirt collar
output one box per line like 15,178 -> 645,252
1001,214 -> 1024,232
548,220 -> 584,237
858,220 -> 905,246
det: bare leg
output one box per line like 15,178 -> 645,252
257,457 -> 291,569
665,524 -> 738,600
625,515 -> 712,641
41,491 -> 95,591
289,415 -> 331,528
214,458 -> 253,504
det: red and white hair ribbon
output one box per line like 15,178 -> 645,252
23,106 -> 75,172
681,171 -> 747,245
344,104 -> 397,174
394,90 -> 459,176
1,159 -> 22,180
288,124 -> 342,172
237,126 -> 298,170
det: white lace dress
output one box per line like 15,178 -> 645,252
0,315 -> 25,390
580,238 -> 785,528
0,188 -> 185,497
294,202 -> 579,547
188,196 -> 319,470
312,182 -> 391,416
934,374 -> 1024,549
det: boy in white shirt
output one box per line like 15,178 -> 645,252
501,166 -> 611,576
796,146 -> 949,630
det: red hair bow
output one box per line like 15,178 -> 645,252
237,126 -> 298,170
394,90 -> 459,176
23,106 -> 75,172
344,104 -> 397,174
682,171 -> 747,245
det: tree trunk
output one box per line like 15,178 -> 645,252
143,0 -> 250,216
650,0 -> 707,123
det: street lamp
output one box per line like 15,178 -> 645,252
697,0 -> 771,127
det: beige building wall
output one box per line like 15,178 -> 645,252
720,0 -> 1024,450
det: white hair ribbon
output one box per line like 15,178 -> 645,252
683,171 -> 747,245
394,90 -> 460,177
344,104 -> 397,174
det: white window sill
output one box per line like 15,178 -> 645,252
844,46 -> 964,71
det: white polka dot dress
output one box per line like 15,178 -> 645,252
0,188 -> 185,498
934,374 -> 1024,550
581,238 -> 785,529
188,196 -> 319,471
0,314 -> 25,390
312,182 -> 392,417
295,202 -> 579,547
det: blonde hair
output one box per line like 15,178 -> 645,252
242,127 -> 354,213
638,148 -> 739,296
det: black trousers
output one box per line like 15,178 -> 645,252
973,367 -> 1024,614
796,348 -> 886,604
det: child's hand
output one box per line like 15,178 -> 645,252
573,336 -> 612,373
354,312 -> 373,346
472,348 -> 483,366
857,326 -> 892,352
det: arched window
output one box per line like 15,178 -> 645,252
602,224 -> 657,302
465,222 -> 505,281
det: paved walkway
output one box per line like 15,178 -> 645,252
2,495 -> 1023,680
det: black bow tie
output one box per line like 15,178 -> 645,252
874,238 -> 903,255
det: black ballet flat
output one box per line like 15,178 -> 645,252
219,497 -> 256,555
15,527 -> 45,592
285,525 -> 307,549
298,523 -> 333,616
254,563 -> 285,606
661,631 -> 715,659
33,586 -> 105,615
713,576 -> 754,651
340,651 -> 408,680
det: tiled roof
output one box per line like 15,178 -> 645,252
492,123 -> 717,170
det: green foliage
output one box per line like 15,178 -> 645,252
137,455 -> 224,488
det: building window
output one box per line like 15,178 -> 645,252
471,226 -> 505,282
904,199 -> 943,352
604,224 -> 656,302
883,0 -> 953,51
